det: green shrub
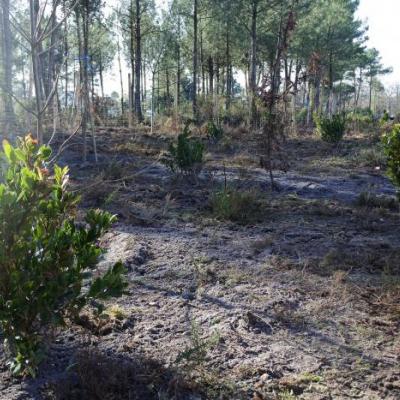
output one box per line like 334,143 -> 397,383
382,124 -> 400,190
314,113 -> 346,143
206,121 -> 224,143
211,187 -> 259,223
380,110 -> 390,126
162,124 -> 204,175
0,135 -> 127,376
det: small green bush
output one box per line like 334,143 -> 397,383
162,124 -> 204,175
314,113 -> 346,143
206,121 -> 223,143
382,124 -> 400,189
0,135 -> 127,376
211,187 -> 259,223
380,110 -> 390,126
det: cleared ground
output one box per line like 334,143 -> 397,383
1,127 -> 399,399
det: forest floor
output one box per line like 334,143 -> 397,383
1,126 -> 400,400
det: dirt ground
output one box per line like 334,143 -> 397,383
1,127 -> 399,400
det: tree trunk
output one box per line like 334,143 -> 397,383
64,8 -> 69,112
30,0 -> 43,143
1,0 -> 15,134
249,0 -> 258,127
208,56 -> 214,95
225,27 -> 231,111
129,0 -> 135,118
117,39 -> 124,115
166,66 -> 170,110
99,52 -> 105,98
200,27 -> 205,96
128,73 -> 133,127
216,62 -> 220,95
192,0 -> 198,122
135,0 -> 143,122
369,76 -> 373,110
82,8 -> 90,162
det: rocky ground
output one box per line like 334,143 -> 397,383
1,127 -> 399,399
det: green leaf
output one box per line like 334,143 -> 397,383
38,146 -> 52,160
88,262 -> 128,300
2,140 -> 15,163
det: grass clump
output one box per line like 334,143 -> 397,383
211,186 -> 260,224
0,136 -> 127,376
176,321 -> 219,367
355,191 -> 398,211
355,146 -> 386,168
314,113 -> 346,143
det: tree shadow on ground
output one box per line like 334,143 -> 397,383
43,348 -> 195,400
12,342 -> 248,400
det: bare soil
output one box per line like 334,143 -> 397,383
1,128 -> 399,400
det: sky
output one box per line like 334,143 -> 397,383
357,0 -> 400,86
104,0 -> 400,96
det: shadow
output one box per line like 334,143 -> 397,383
5,341 -> 248,400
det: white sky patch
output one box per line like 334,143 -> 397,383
357,0 -> 400,85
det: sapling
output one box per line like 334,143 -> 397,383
0,135 -> 127,376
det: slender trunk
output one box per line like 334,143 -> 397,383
128,73 -> 133,127
129,0 -> 135,118
306,80 -> 312,126
76,10 -> 87,161
157,68 -> 160,114
216,62 -> 220,95
135,0 -> 143,122
208,56 -> 213,95
117,39 -> 124,115
225,27 -> 231,111
99,52 -> 104,98
192,0 -> 198,122
176,44 -> 181,113
1,0 -> 15,134
82,9 -> 90,161
142,61 -> 147,102
141,60 -> 145,102
327,51 -> 334,115
249,1 -> 258,127
369,76 -> 373,110
30,0 -> 43,143
151,71 -> 155,133
64,8 -> 69,111
200,27 -> 205,96
166,66 -> 170,110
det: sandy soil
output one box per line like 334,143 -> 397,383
1,128 -> 399,400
